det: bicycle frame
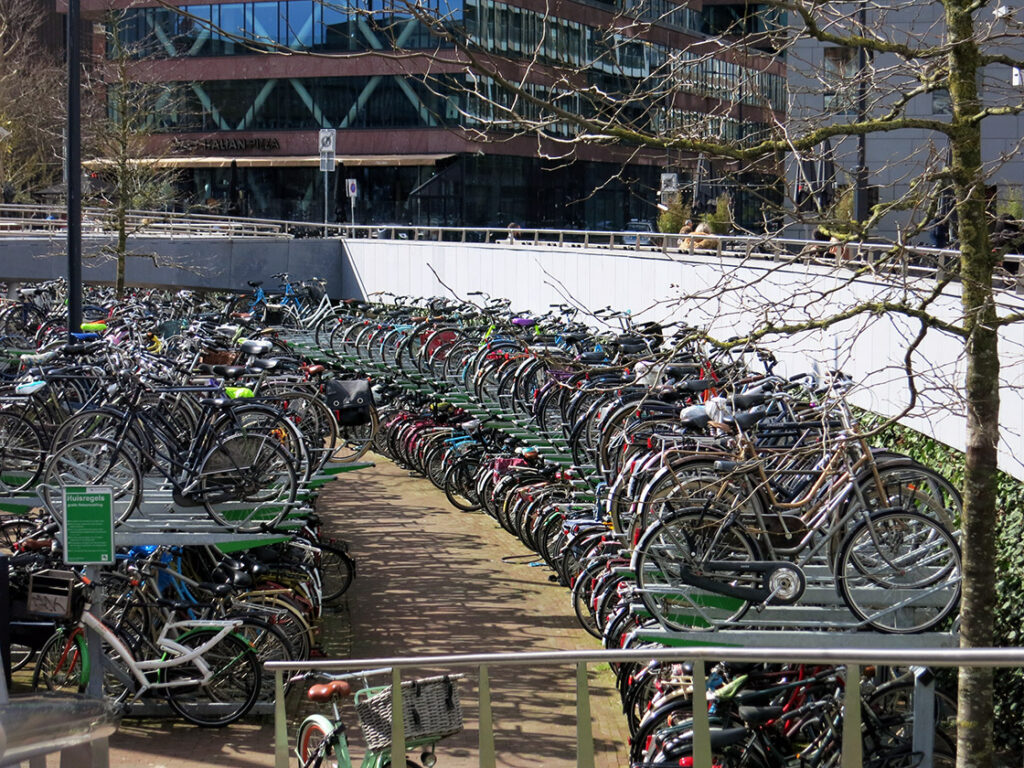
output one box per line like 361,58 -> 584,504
79,605 -> 242,696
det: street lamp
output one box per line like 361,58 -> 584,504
67,0 -> 82,335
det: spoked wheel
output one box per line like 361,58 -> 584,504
40,438 -> 141,525
836,509 -> 961,633
0,412 -> 45,493
199,432 -> 298,533
164,629 -> 262,727
632,507 -> 761,632
297,718 -> 337,767
317,542 -> 356,602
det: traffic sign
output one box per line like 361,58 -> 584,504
62,486 -> 114,565
319,128 -> 337,153
320,152 -> 336,172
346,178 -> 358,198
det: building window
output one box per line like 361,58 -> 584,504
933,88 -> 951,115
823,46 -> 857,115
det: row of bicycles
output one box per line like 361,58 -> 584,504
1,283 -> 367,729
289,290 -> 964,766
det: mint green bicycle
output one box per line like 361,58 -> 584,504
295,668 -> 463,768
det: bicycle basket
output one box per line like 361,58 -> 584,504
355,674 -> 464,751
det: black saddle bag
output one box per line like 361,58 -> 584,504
325,379 -> 374,426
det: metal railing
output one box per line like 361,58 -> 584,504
4,203 -> 1024,289
267,646 -> 1024,768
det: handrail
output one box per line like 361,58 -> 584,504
3,202 -> 1023,286
267,646 -> 1024,768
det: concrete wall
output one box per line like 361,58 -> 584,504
0,235 -> 346,295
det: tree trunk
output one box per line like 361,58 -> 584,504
115,217 -> 127,298
949,5 -> 1000,767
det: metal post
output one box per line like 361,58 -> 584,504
841,663 -> 862,768
324,170 -> 329,238
911,666 -> 935,766
84,565 -> 104,699
350,194 -> 356,230
274,669 -> 288,768
0,554 -> 9,691
575,662 -> 594,768
478,665 -> 496,768
66,0 -> 83,336
391,667 -> 406,768
691,658 -> 711,768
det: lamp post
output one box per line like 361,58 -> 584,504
66,0 -> 82,337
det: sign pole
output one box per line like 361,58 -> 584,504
318,128 -> 337,238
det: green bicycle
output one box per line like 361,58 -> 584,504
295,668 -> 463,768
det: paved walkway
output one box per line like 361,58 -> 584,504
95,458 -> 628,768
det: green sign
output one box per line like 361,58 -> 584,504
63,486 -> 115,565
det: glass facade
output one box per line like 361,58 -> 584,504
108,0 -> 788,229
113,0 -> 459,56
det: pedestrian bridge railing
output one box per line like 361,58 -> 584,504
267,645 -> 1024,768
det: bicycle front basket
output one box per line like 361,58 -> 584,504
355,674 -> 464,751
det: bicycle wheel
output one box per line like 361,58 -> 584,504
633,508 -> 760,631
32,628 -> 86,692
332,406 -> 378,464
164,629 -> 262,727
0,517 -> 37,550
318,542 -> 356,602
199,432 -> 298,533
0,411 -> 45,493
836,510 -> 961,633
443,460 -> 481,511
226,615 -> 295,702
40,438 -> 141,524
297,717 -> 338,767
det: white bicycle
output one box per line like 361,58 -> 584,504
32,571 -> 262,727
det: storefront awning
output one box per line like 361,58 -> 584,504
84,154 -> 456,169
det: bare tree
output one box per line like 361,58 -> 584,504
0,0 -> 64,200
383,3 -> 1021,764
85,9 -> 182,296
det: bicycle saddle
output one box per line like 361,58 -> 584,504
211,365 -> 248,379
737,704 -> 785,726
247,280 -> 263,288
678,405 -> 710,430
664,363 -> 702,380
248,358 -> 279,372
199,397 -> 235,409
307,680 -> 351,702
577,351 -> 607,364
239,339 -> 272,356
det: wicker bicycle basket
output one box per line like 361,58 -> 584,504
355,675 -> 464,751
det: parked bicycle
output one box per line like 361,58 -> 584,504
295,668 -> 464,768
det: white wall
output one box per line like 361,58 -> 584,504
343,238 -> 1024,482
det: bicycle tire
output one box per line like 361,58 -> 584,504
836,509 -> 961,633
0,411 -> 45,493
317,542 -> 356,602
32,628 -> 87,693
297,715 -> 337,767
199,432 -> 298,533
40,438 -> 141,525
632,507 -> 760,631
226,615 -> 296,702
164,629 -> 262,727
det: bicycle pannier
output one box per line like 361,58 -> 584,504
325,379 -> 374,426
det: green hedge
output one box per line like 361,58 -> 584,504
867,417 -> 1024,752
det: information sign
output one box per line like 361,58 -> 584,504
62,486 -> 115,565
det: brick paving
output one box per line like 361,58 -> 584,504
88,457 -> 630,768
